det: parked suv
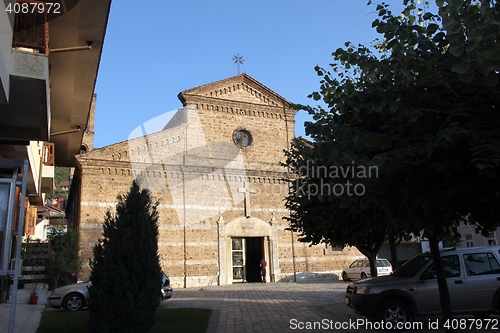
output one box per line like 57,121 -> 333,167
342,258 -> 393,281
344,246 -> 500,327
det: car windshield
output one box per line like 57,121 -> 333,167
376,259 -> 391,267
392,255 -> 431,277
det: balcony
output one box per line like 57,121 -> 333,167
0,0 -> 111,168
24,142 -> 54,205
41,142 -> 54,194
12,3 -> 49,54
0,6 -> 50,142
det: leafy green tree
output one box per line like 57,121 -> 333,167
88,180 -> 161,333
54,167 -> 70,185
284,139 -> 391,277
45,220 -> 82,289
46,167 -> 70,201
287,0 -> 500,325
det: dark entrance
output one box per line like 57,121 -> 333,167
245,237 -> 264,282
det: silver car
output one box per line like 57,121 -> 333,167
47,271 -> 173,311
344,246 -> 500,327
47,281 -> 91,311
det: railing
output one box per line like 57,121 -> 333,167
19,241 -> 48,288
42,142 -> 54,166
12,1 -> 49,54
25,206 -> 37,236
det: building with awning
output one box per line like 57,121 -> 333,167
0,0 -> 111,306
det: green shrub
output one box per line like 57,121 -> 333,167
88,180 -> 161,333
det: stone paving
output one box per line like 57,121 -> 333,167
0,283 -> 49,333
161,281 -> 359,333
160,280 -> 500,333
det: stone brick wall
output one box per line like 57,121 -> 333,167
378,242 -> 422,264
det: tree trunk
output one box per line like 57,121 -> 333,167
357,243 -> 384,277
356,247 -> 379,278
356,229 -> 386,278
389,235 -> 399,270
428,234 -> 456,333
366,252 -> 378,278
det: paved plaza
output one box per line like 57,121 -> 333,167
161,280 -> 352,333
161,280 -> 500,333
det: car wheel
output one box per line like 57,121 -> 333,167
379,301 -> 411,329
342,272 -> 349,281
63,293 -> 85,311
360,272 -> 368,279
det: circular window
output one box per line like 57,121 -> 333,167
233,129 -> 253,148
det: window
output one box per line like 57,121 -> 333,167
233,129 -> 252,148
464,252 -> 500,276
324,244 -> 342,255
421,255 -> 460,279
376,259 -> 391,267
13,5 -> 49,54
79,145 -> 88,154
394,255 -> 431,278
463,234 -> 474,247
487,232 -> 497,246
352,260 -> 365,268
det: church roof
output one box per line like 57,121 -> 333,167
77,73 -> 294,161
177,73 -> 291,107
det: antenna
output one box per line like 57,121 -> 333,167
232,53 -> 244,74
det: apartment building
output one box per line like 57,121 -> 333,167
0,0 -> 111,302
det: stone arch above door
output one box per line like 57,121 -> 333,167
225,216 -> 271,237
218,216 -> 277,285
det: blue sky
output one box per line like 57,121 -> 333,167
93,0 -> 409,148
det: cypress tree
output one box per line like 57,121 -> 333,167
88,180 -> 161,333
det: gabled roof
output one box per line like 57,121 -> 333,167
177,73 -> 291,107
78,73 -> 295,163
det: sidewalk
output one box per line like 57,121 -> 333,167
0,283 -> 49,333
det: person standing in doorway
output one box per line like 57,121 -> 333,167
259,258 -> 267,283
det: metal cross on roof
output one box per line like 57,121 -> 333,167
232,53 -> 244,74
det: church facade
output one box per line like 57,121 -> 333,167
68,74 -> 360,288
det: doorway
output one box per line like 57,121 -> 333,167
231,237 -> 264,283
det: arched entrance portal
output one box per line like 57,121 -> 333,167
221,216 -> 273,284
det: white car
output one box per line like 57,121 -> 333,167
342,258 -> 392,281
47,271 -> 172,311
